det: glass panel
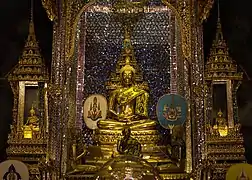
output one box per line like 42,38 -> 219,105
24,86 -> 39,126
212,83 -> 227,124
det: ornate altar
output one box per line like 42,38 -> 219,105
6,0 -> 232,179
6,2 -> 49,179
203,17 -> 245,179
38,0 -> 218,179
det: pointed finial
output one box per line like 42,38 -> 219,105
217,0 -> 220,20
215,0 -> 223,42
123,27 -> 133,55
31,0 -> 34,22
205,0 -> 243,82
28,0 -> 35,36
7,0 -> 48,82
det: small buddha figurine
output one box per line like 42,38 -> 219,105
25,105 -> 39,128
117,127 -> 141,157
213,109 -> 228,137
98,29 -> 156,131
87,97 -> 102,121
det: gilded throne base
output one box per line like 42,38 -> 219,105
67,127 -> 190,180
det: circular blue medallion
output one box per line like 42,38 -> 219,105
156,94 -> 188,129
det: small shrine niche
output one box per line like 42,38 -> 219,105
6,0 -> 49,177
203,8 -> 245,179
19,81 -> 47,139
7,35 -> 49,140
204,17 -> 243,135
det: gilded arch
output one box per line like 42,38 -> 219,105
66,0 -> 191,61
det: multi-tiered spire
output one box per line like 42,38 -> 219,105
203,2 -> 245,178
8,0 -> 48,81
107,27 -> 148,90
205,2 -> 243,81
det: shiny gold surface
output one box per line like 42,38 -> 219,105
117,128 -> 142,156
41,0 -> 57,21
66,0 -> 197,62
7,20 -> 48,82
198,0 -> 215,23
23,105 -> 40,138
66,25 -> 184,179
212,110 -> 228,137
227,80 -> 234,128
98,29 -> 156,131
205,18 -> 243,81
8,1 -> 227,179
47,2 -> 207,176
6,4 -> 49,179
204,13 -> 245,180
60,4 -> 203,176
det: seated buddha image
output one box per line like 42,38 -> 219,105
87,97 -> 102,121
98,30 -> 156,131
213,109 -> 228,136
109,59 -> 148,121
25,105 -> 39,130
117,127 -> 141,157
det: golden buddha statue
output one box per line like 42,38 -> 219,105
98,30 -> 156,131
26,105 -> 39,127
117,127 -> 141,156
23,105 -> 39,138
71,29 -> 177,175
213,109 -> 228,136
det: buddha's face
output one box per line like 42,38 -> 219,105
30,110 -> 35,116
122,70 -> 134,86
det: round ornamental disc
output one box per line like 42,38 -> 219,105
83,94 -> 108,130
156,94 -> 188,129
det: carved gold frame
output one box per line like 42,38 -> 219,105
212,80 -> 234,128
18,81 -> 49,132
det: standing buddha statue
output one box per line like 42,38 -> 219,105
98,29 -> 157,131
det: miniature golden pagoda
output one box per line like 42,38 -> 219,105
203,4 -> 245,179
6,0 -> 49,178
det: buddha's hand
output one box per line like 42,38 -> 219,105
118,114 -> 135,122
